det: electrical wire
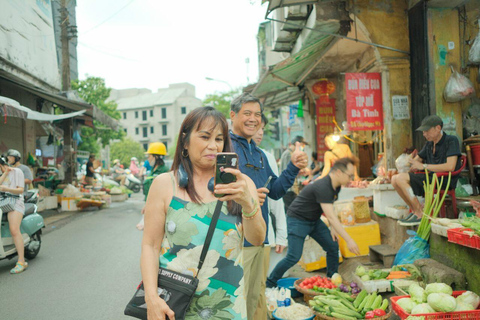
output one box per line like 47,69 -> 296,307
333,118 -> 372,146
78,41 -> 139,62
82,0 -> 136,35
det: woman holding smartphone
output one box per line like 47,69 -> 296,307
140,107 -> 265,320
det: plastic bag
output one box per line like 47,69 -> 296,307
393,230 -> 430,266
395,153 -> 411,173
469,28 -> 480,64
444,67 -> 475,102
372,155 -> 386,177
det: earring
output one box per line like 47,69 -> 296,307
182,149 -> 189,158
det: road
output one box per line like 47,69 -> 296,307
0,193 -> 145,320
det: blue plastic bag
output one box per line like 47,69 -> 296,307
393,230 -> 430,266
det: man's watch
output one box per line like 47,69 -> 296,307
423,163 -> 428,170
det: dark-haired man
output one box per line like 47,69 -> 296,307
267,157 -> 360,288
392,115 -> 461,226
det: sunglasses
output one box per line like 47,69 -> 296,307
236,144 -> 264,171
341,170 -> 355,180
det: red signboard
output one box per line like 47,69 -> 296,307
316,98 -> 335,162
345,73 -> 384,131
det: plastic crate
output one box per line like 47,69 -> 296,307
338,221 -> 381,257
447,228 -> 480,250
391,291 -> 480,319
431,223 -> 449,238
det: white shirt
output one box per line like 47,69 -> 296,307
261,148 -> 288,247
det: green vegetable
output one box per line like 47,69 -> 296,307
461,216 -> 480,236
372,295 -> 382,309
331,312 -> 356,320
454,302 -> 475,311
411,303 -> 435,315
356,265 -> 367,277
358,293 -> 369,310
354,290 -> 368,308
361,274 -> 370,281
364,292 -> 377,310
409,283 -> 427,303
456,291 -> 480,309
397,297 -> 417,314
332,307 -> 363,318
405,316 -> 425,320
425,283 -> 453,296
427,293 -> 456,312
380,299 -> 389,311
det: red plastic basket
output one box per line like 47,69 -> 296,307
391,291 -> 480,319
447,228 -> 480,250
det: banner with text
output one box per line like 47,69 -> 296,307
346,73 -> 383,131
316,98 -> 335,162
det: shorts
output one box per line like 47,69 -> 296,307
408,172 -> 457,197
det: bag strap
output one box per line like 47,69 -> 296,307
196,200 -> 223,274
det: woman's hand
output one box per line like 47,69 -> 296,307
146,296 -> 175,320
214,168 -> 255,210
0,185 -> 6,192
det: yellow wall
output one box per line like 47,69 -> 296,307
354,0 -> 412,167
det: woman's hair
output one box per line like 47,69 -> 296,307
153,155 -> 165,169
172,106 -> 232,204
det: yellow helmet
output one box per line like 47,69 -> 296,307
145,142 -> 167,156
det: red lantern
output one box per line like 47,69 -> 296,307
312,79 -> 335,104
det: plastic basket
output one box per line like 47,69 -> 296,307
391,291 -> 480,319
431,223 -> 449,238
277,277 -> 302,298
447,228 -> 480,250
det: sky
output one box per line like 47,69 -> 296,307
76,0 -> 268,100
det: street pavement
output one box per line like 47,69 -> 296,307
0,193 -> 145,320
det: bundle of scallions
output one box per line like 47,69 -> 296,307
417,170 -> 451,240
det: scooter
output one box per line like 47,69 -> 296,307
125,173 -> 142,193
0,201 -> 44,261
25,189 -> 39,204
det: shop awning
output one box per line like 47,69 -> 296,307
251,21 -> 340,108
0,73 -> 119,130
0,96 -> 86,121
262,0 -> 317,17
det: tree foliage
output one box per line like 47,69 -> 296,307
71,76 -> 124,153
203,89 -> 241,118
110,137 -> 146,167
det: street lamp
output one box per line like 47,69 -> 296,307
205,77 -> 234,91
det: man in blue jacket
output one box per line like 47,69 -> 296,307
229,93 -> 308,319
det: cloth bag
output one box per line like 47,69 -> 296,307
0,193 -> 19,214
124,201 -> 224,320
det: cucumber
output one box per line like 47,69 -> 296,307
380,298 -> 389,311
353,290 -> 368,308
371,295 -> 382,309
331,312 -> 356,320
357,293 -> 369,311
364,292 -> 377,310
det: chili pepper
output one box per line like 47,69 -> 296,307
373,309 -> 387,316
365,311 -> 376,319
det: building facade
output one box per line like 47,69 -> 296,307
110,83 -> 202,152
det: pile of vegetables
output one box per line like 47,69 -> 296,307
299,276 -> 336,290
355,266 -> 389,281
417,172 -> 451,241
396,283 -> 480,315
461,216 -> 480,236
309,289 -> 389,319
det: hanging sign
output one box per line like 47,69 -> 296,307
392,95 -> 410,120
345,73 -> 384,131
316,98 -> 335,162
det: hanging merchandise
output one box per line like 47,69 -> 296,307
468,23 -> 480,64
72,130 -> 82,146
312,79 -> 335,104
27,152 -> 36,167
444,66 -> 475,102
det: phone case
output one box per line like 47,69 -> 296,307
215,153 -> 238,198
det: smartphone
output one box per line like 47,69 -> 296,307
214,152 -> 238,198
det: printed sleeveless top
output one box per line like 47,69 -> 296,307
159,173 -> 246,319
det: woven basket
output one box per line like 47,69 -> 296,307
294,278 -> 358,304
314,307 -> 392,320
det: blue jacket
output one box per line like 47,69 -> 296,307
229,131 -> 299,246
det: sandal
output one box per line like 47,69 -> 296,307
10,261 -> 28,274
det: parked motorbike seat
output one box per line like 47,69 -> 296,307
24,203 -> 37,217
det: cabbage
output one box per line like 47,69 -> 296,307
454,302 -> 475,311
397,298 -> 417,314
411,303 -> 435,315
427,293 -> 456,312
425,283 -> 453,296
456,291 -> 480,309
361,274 -> 370,281
355,265 -> 366,276
409,283 -> 427,303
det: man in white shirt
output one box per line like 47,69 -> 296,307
252,115 -> 288,274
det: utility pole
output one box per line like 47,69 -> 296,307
60,0 -> 74,183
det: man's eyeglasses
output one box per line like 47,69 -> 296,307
237,144 -> 264,171
341,170 -> 355,180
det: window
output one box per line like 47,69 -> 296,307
135,111 -> 138,118
161,107 -> 167,119
142,110 -> 147,121
163,141 -> 168,150
143,143 -> 148,151
162,124 -> 167,136
135,127 -> 139,135
150,126 -> 154,134
143,127 -> 148,137
124,128 -> 127,134
150,110 -> 153,117
123,112 -> 126,119
181,106 -> 186,115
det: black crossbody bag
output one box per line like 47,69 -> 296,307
124,201 -> 223,320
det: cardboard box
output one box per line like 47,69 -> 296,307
61,197 -> 81,211
338,220 -> 381,257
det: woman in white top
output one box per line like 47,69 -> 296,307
0,157 -> 27,273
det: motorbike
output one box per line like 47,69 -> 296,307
125,173 -> 142,193
0,198 -> 44,261
25,189 -> 39,204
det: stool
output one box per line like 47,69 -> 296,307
369,244 -> 398,268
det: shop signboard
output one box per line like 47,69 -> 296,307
392,95 -> 410,120
345,73 -> 384,131
316,98 -> 335,162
